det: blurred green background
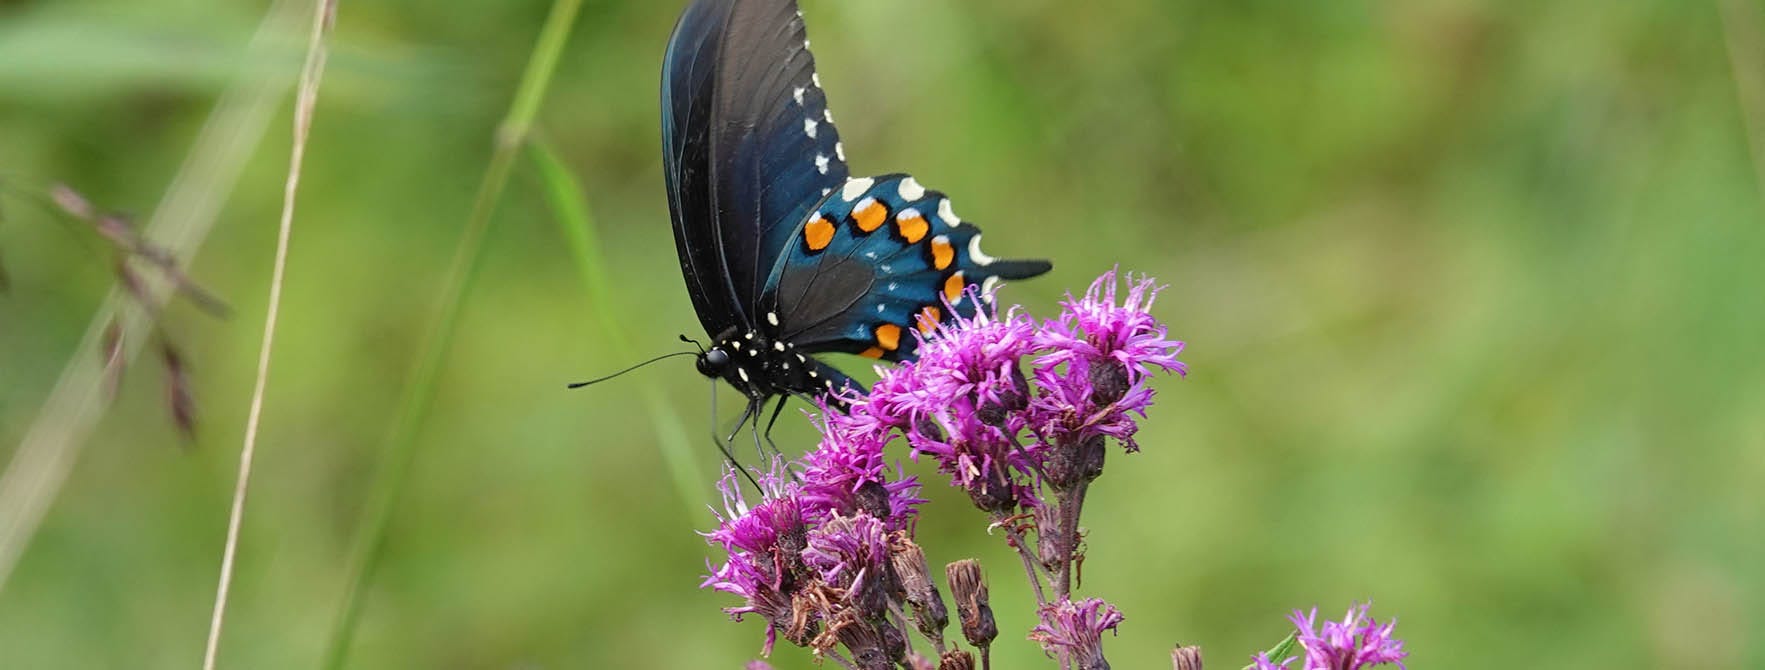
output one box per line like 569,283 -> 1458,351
3,0 -> 1762,667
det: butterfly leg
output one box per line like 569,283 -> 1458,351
761,395 -> 789,457
708,380 -> 759,490
746,397 -> 768,462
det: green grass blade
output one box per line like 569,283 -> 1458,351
1242,633 -> 1299,670
318,0 -> 583,667
529,139 -> 706,515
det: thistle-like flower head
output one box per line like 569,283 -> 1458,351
701,460 -> 810,654
1290,603 -> 1408,670
1026,598 -> 1125,670
802,402 -> 925,529
1031,269 -> 1186,453
802,512 -> 897,619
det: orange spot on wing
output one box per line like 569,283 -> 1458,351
944,272 -> 967,302
896,212 -> 929,244
874,323 -> 902,351
804,216 -> 836,251
931,236 -> 955,270
860,346 -> 887,359
853,198 -> 887,232
917,306 -> 942,333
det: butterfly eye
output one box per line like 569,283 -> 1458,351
697,349 -> 732,377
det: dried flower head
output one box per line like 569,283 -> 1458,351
1171,645 -> 1204,670
1027,598 -> 1125,670
889,537 -> 949,642
802,512 -> 896,619
938,650 -> 977,670
945,559 -> 998,650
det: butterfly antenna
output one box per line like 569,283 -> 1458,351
679,333 -> 706,354
566,351 -> 697,389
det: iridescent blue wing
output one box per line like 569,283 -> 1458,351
662,0 -> 848,337
761,174 -> 1052,362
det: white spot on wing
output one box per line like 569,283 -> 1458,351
888,282 -> 899,290
981,275 -> 1003,295
938,199 -> 961,226
816,154 -> 830,174
805,118 -> 819,139
812,72 -> 822,88
738,368 -> 750,382
896,207 -> 922,223
804,39 -> 812,50
898,178 -> 925,201
835,142 -> 846,162
793,87 -> 806,105
842,177 -> 874,201
774,342 -> 785,352
968,235 -> 997,266
824,108 -> 835,124
767,312 -> 779,326
864,251 -> 878,259
876,305 -> 886,313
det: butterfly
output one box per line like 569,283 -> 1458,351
661,0 -> 1051,453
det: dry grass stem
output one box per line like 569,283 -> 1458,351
200,0 -> 338,667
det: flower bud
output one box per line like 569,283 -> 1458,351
1089,359 -> 1131,405
1035,503 -> 1071,573
939,650 -> 976,670
853,480 -> 894,521
832,619 -> 900,670
913,414 -> 947,444
890,539 -> 949,642
964,466 -> 1017,514
945,560 -> 997,650
1170,645 -> 1203,670
1046,433 -> 1108,490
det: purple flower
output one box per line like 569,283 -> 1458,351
801,512 -> 896,619
1252,653 -> 1295,670
701,461 -> 810,655
800,402 -> 925,529
1026,598 -> 1125,670
911,299 -> 1040,420
847,295 -> 1047,512
1031,269 -> 1186,453
1290,603 -> 1408,670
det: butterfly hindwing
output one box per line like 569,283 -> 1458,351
662,0 -> 848,337
763,174 -> 1052,362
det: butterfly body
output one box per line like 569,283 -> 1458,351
663,0 -> 1051,432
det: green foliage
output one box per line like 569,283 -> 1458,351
1,1 -> 1762,668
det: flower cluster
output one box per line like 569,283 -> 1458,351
704,271 -> 1186,669
1253,603 -> 1408,670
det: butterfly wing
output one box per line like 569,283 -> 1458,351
662,0 -> 849,336
763,174 -> 1053,362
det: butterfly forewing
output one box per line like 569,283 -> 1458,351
662,0 -> 848,338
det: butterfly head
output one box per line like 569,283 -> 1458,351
695,346 -> 732,379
